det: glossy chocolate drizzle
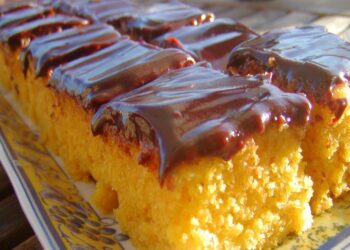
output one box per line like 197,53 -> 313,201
0,5 -> 54,29
92,63 -> 311,179
55,1 -> 214,41
0,1 -> 38,16
21,23 -> 121,76
153,18 -> 258,71
53,0 -> 137,31
0,0 -> 54,15
228,25 -> 350,120
128,2 -> 214,41
0,14 -> 88,50
49,39 -> 195,109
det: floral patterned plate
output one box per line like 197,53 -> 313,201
0,89 -> 349,250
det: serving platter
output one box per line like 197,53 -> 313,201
1,87 -> 350,250
0,90 -> 133,249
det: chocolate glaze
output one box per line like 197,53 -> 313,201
92,63 -> 311,179
0,5 -> 54,29
21,23 -> 121,76
128,2 -> 214,41
49,39 -> 195,109
0,1 -> 38,16
0,0 -> 53,15
0,14 -> 88,50
228,25 -> 350,120
53,0 -> 137,31
153,18 -> 258,71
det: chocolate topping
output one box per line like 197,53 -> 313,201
228,25 -> 350,120
153,18 -> 258,71
0,1 -> 38,16
53,0 -> 137,31
49,39 -> 195,109
0,5 -> 54,29
21,23 -> 121,76
92,63 -> 311,179
0,14 -> 88,50
54,1 -> 214,41
128,2 -> 214,41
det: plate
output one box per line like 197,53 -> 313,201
0,89 -> 349,250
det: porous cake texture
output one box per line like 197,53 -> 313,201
228,26 -> 350,214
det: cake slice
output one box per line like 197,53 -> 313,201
0,14 -> 89,50
53,0 -> 138,32
153,18 -> 258,71
90,63 -> 313,249
228,25 -> 350,214
49,39 -> 195,108
0,5 -> 88,92
54,0 -> 215,42
0,1 -> 39,15
0,5 -> 54,29
21,23 -> 123,76
127,2 -> 214,41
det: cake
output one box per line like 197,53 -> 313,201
228,25 -> 350,214
53,0 -> 215,41
0,1 -> 324,249
126,2 -> 214,41
0,4 -> 88,93
152,18 -> 258,71
20,23 -> 122,76
52,0 -> 138,32
54,0 -> 256,71
90,63 -> 312,249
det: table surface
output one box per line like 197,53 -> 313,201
1,0 -> 350,249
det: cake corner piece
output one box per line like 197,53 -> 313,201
228,25 -> 350,214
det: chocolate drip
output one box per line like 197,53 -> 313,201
0,1 -> 38,16
21,23 -> 121,76
0,5 -> 54,29
92,63 -> 310,179
228,25 -> 350,120
53,0 -> 138,31
0,14 -> 88,50
128,2 -> 214,41
153,18 -> 258,71
49,39 -> 195,109
54,1 -> 214,41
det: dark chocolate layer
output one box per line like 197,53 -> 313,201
153,18 -> 257,71
0,5 -> 54,29
21,23 -> 121,76
228,25 -> 350,120
92,63 -> 311,178
0,14 -> 88,50
0,1 -> 38,16
0,0 -> 53,16
53,0 -> 137,31
128,2 -> 214,41
50,39 -> 195,109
